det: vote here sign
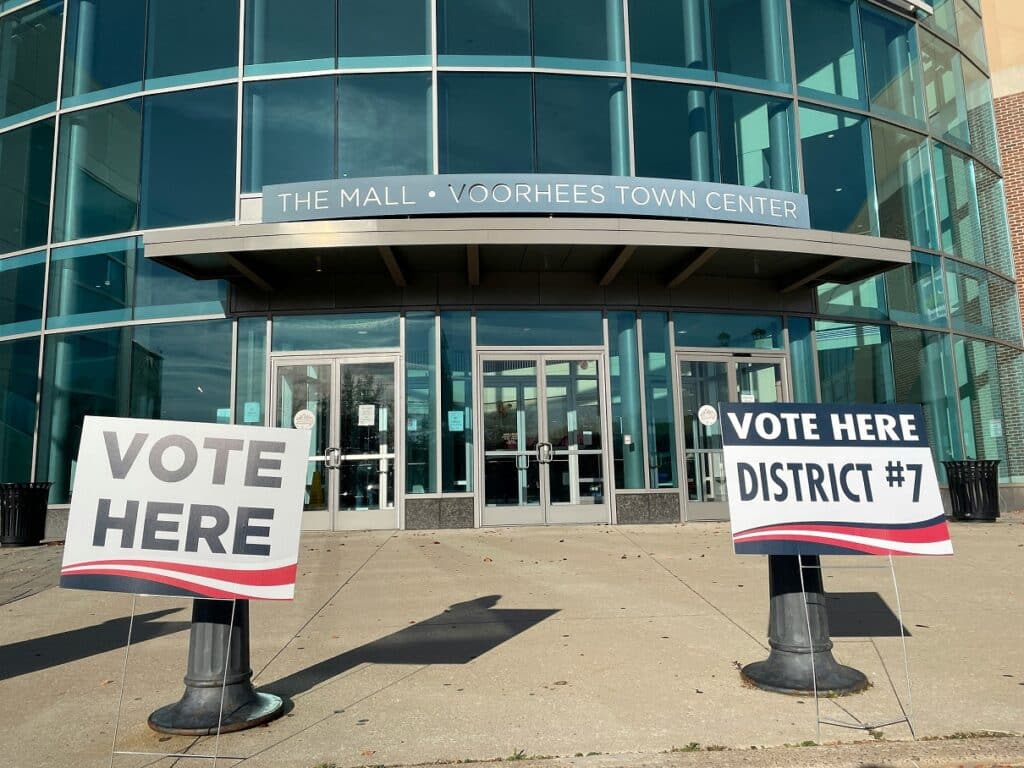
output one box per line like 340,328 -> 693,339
720,403 -> 952,556
60,417 -> 312,600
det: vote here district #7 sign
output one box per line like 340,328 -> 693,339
720,403 -> 952,556
60,417 -> 312,600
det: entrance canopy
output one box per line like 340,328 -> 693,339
144,216 -> 910,294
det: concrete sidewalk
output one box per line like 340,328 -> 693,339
1,519 -> 1022,768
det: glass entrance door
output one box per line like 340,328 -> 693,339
676,353 -> 788,521
479,354 -> 610,526
272,354 -> 400,531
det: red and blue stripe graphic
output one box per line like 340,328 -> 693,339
733,515 -> 953,556
59,558 -> 297,600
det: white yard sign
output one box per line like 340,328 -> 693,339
60,417 -> 311,600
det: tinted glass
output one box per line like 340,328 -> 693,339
406,312 -> 437,494
817,276 -> 887,321
47,237 -> 135,328
870,120 -> 936,249
145,0 -> 238,88
134,254 -> 226,320
963,61 -> 998,168
339,74 -> 432,178
244,77 -> 335,192
0,337 -> 38,482
245,0 -> 335,75
885,252 -> 947,327
63,0 -> 145,105
53,99 -> 142,242
974,164 -> 1013,276
641,312 -> 676,488
534,0 -> 625,71
710,0 -> 790,90
816,321 -> 894,404
476,311 -> 603,347
535,75 -> 627,175
954,337 -> 1008,473
0,0 -> 62,126
926,0 -> 958,40
921,31 -> 969,145
955,0 -> 986,66
946,261 -> 1019,342
0,251 -> 44,336
633,79 -> 718,182
608,311 -> 644,489
718,91 -> 795,191
792,0 -> 863,105
933,142 -> 982,262
140,86 -> 237,229
0,119 -> 54,253
272,313 -> 401,351
787,316 -> 817,403
628,0 -> 711,79
440,311 -> 472,493
339,0 -> 429,66
799,106 -> 873,235
861,4 -> 923,123
236,317 -> 267,425
437,0 -> 531,66
674,312 -> 783,348
439,73 -> 533,173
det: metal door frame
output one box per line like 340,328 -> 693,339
474,348 -> 613,527
270,350 -> 403,531
673,349 -> 791,522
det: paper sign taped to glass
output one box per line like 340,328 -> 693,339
59,416 -> 312,600
720,403 -> 952,556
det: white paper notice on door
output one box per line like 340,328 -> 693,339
358,404 -> 376,426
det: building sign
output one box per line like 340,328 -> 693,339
263,174 -> 810,229
60,417 -> 312,600
720,403 -> 952,556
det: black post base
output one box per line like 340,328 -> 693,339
148,599 -> 285,735
742,555 -> 869,696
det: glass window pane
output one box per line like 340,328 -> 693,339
272,313 -> 400,351
0,337 -> 39,482
134,253 -> 227,320
890,327 -> 963,477
792,0 -> 863,105
62,0 -> 145,105
47,237 -> 135,328
406,312 -> 436,494
145,0 -> 238,88
974,163 -> 1013,276
0,251 -> 44,336
816,320 -> 894,404
933,142 -> 982,262
632,79 -> 718,182
946,260 -> 1020,343
243,77 -> 335,192
787,316 -> 817,403
963,61 -> 999,168
860,3 -> 924,124
140,86 -> 237,229
921,31 -> 969,145
53,99 -> 142,242
710,0 -> 790,90
534,0 -> 625,71
817,277 -> 887,321
438,73 -> 534,173
955,0 -> 987,67
441,311 -> 472,493
339,73 -> 432,178
339,0 -> 430,66
870,120 -> 937,249
437,0 -> 531,67
925,0 -> 958,40
476,310 -> 603,347
609,311 -> 644,489
885,252 -> 948,327
245,0 -> 335,75
641,312 -> 676,488
0,119 -> 54,254
674,312 -> 783,348
718,91 -> 795,191
798,105 -> 874,235
0,0 -> 62,127
236,317 -> 267,425
993,345 -> 1024,482
536,75 -> 627,175
628,0 -> 711,79
954,337 -> 1008,473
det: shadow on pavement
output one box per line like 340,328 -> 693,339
827,592 -> 910,637
0,608 -> 189,681
264,595 -> 558,699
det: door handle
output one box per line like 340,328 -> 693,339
325,447 -> 341,470
536,441 -> 553,464
516,453 -> 530,471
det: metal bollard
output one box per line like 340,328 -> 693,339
742,555 -> 868,695
148,599 -> 284,735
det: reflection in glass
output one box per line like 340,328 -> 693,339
792,0 -> 863,104
974,164 -> 1013,276
816,321 -> 894,404
406,312 -> 437,494
338,362 -> 395,510
870,120 -> 937,249
954,337 -> 1008,475
736,361 -> 783,403
0,0 -> 62,126
642,313 -> 677,488
817,277 -> 887,322
717,91 -> 795,191
674,312 -> 783,348
438,73 -> 534,173
628,0 -> 711,79
482,359 -> 540,507
787,317 -> 817,403
861,4 -> 923,123
338,459 -> 395,510
946,261 -> 1019,343
954,0 -> 987,67
609,312 -> 645,489
535,75 -> 628,175
963,61 -> 999,169
441,311 -> 473,492
144,0 -> 238,88
885,252 -> 948,327
0,120 -> 54,254
339,0 -> 430,66
633,79 -> 717,182
62,0 -> 145,104
437,0 -> 531,66
476,311 -> 603,347
533,0 -> 625,71
933,142 -> 982,263
0,252 -> 44,337
236,317 -> 267,426
245,0 -> 334,74
545,360 -> 604,505
710,0 -> 790,89
276,363 -> 331,511
0,338 -> 39,482
921,32 -> 969,145
272,313 -> 400,351
679,360 -> 727,502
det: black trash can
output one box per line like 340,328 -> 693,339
943,460 -> 1000,522
0,482 -> 53,546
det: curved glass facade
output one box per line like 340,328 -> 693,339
0,0 -> 1020,514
